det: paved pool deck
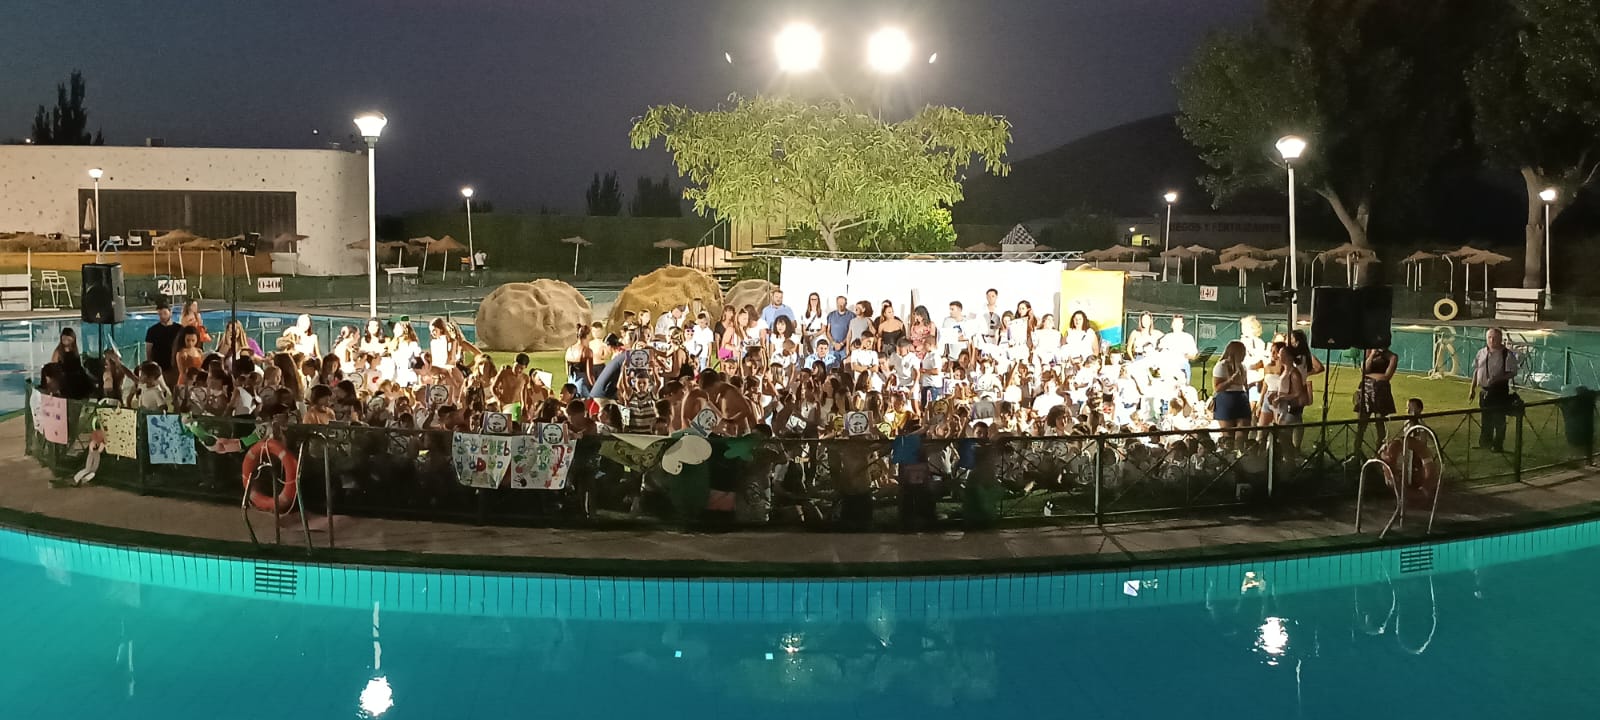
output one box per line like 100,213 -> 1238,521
3,417 -> 1600,577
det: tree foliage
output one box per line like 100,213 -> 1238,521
30,70 -> 103,146
585,171 -> 623,216
1469,0 -> 1600,286
629,174 -> 682,217
629,95 -> 1010,251
1176,1 -> 1482,248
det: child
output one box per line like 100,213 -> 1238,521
302,385 -> 335,425
892,416 -> 935,531
622,373 -> 659,434
126,362 -> 172,412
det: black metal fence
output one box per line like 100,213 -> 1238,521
23,391 -> 1598,539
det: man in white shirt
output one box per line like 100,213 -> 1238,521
849,334 -> 880,373
1470,327 -> 1519,452
942,301 -> 969,361
654,305 -> 684,337
919,346 -> 943,409
1157,315 -> 1199,383
689,312 -> 715,370
890,338 -> 921,407
981,288 -> 1001,344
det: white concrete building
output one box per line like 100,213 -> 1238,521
0,145 -> 368,275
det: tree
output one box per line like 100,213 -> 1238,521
630,95 -> 1011,252
1468,0 -> 1600,287
1520,0 -> 1600,118
30,70 -> 104,145
1176,1 -> 1481,249
630,175 -> 683,217
585,172 -> 622,216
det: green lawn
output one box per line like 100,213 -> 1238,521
483,350 -> 568,386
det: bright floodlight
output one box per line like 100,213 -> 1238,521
774,22 -> 823,73
1276,135 -> 1307,161
1163,191 -> 1179,204
867,27 -> 912,74
461,186 -> 474,199
1540,187 -> 1558,203
354,111 -> 388,140
88,167 -> 103,179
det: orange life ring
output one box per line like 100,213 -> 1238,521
1379,435 -> 1439,508
241,438 -> 299,513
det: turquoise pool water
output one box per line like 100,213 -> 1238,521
0,311 -> 477,413
1,520 -> 1598,719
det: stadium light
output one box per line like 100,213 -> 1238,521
774,22 -> 823,73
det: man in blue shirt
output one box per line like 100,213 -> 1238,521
803,338 -> 839,372
825,295 -> 853,357
588,334 -> 629,402
759,287 -> 796,329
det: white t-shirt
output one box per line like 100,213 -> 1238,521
1159,331 -> 1198,359
850,348 -> 879,370
1213,358 -> 1246,392
892,352 -> 919,387
920,353 -> 942,388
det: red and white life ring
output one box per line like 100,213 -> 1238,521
242,438 -> 299,513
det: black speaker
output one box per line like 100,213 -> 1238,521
1310,286 -> 1392,350
81,262 -> 126,324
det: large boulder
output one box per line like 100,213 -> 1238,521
607,266 -> 723,331
476,279 -> 592,351
723,278 -> 776,314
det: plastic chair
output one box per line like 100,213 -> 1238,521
38,270 -> 73,309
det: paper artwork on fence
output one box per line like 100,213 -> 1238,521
454,431 -> 572,490
145,414 -> 196,465
95,408 -> 138,458
507,434 -> 573,490
32,392 -> 68,444
452,432 -> 507,489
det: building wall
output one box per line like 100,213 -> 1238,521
0,145 -> 368,275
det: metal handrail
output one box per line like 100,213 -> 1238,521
1355,458 -> 1402,537
1400,424 -> 1445,534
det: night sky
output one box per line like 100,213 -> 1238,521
4,0 -> 1259,214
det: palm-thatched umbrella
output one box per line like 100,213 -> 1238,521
1461,249 -> 1512,297
561,236 -> 590,276
1399,250 -> 1439,290
403,236 -> 438,273
1184,245 -> 1217,284
1159,245 -> 1198,281
182,237 -> 230,295
1213,256 -> 1281,287
1444,245 -> 1488,294
154,230 -> 200,279
1316,243 -> 1378,287
653,238 -> 687,265
1218,243 -> 1269,261
962,242 -> 999,253
1262,246 -> 1316,288
426,235 -> 468,280
374,240 -> 410,265
270,232 -> 309,276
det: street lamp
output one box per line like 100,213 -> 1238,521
461,186 -> 476,277
1541,186 -> 1558,308
87,168 -> 104,261
1275,135 -> 1307,327
1162,191 -> 1179,281
353,111 -> 388,318
867,27 -> 912,74
774,22 -> 823,73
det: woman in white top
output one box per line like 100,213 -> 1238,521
389,321 -> 423,387
767,315 -> 800,358
800,293 -> 826,349
1032,313 -> 1062,357
1238,315 -> 1269,398
1211,341 -> 1251,443
1062,310 -> 1100,361
428,317 -> 457,369
1126,311 -> 1163,359
332,325 -> 359,374
283,314 -> 320,358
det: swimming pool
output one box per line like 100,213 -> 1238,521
1,518 -> 1597,718
0,311 -> 477,414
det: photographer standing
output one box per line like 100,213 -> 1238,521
1469,327 -> 1518,452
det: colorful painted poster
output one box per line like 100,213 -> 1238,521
95,407 -> 139,459
507,433 -> 573,490
452,432 -> 513,489
32,392 -> 68,444
145,414 -> 196,465
1060,269 -> 1128,347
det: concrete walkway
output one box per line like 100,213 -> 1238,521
3,416 -> 1599,576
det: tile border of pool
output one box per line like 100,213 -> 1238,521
3,503 -> 1600,621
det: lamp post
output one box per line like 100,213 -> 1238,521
1540,186 -> 1558,309
88,168 -> 104,261
1276,135 -> 1307,329
1162,191 -> 1178,281
354,111 -> 387,319
461,186 -> 476,277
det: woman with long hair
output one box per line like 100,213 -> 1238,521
215,320 -> 261,359
1033,313 -> 1061,358
876,302 -> 906,349
907,305 -> 936,356
174,326 -> 205,386
1354,343 -> 1399,452
1211,340 -> 1251,443
49,327 -> 79,364
389,320 -> 422,387
359,318 -> 387,356
1127,311 -> 1163,359
1063,310 -> 1100,361
180,300 -> 212,348
332,325 -> 359,374
565,324 -> 594,396
272,352 -> 304,402
800,292 -> 826,349
318,352 -> 343,386
283,313 -> 319,358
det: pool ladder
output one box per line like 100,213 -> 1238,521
1355,425 -> 1443,539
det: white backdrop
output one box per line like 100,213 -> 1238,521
779,258 -> 1065,320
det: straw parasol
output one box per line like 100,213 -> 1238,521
962,242 -> 999,253
1182,245 -> 1216,284
653,238 -> 688,265
1218,243 -> 1269,261
1444,244 -> 1488,294
561,236 -> 591,276
1400,250 -> 1439,290
1213,256 -> 1280,287
425,235 -> 469,279
1315,243 -> 1378,287
1461,249 -> 1512,296
183,237 -> 230,294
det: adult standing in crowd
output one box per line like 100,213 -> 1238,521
180,300 -> 212,348
1470,327 -> 1518,452
1157,315 -> 1198,382
144,301 -> 183,387
1354,342 -> 1398,452
760,287 -> 796,330
826,295 -> 853,359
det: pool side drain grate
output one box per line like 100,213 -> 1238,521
1398,548 -> 1434,574
253,565 -> 298,596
